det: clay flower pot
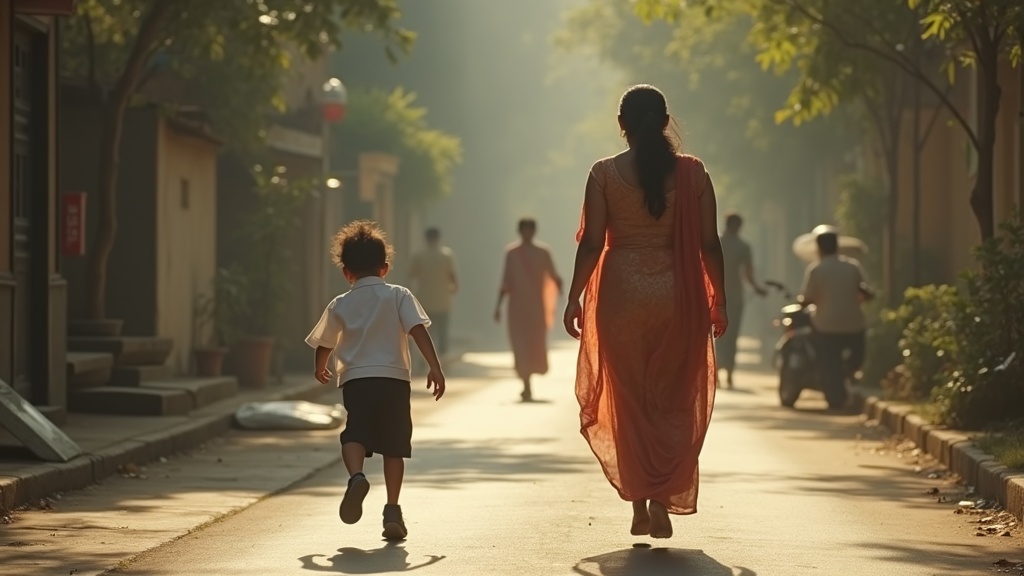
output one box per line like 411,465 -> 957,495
232,336 -> 275,389
194,347 -> 228,377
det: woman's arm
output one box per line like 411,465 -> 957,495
563,169 -> 607,338
698,171 -> 726,307
546,248 -> 564,294
567,171 -> 608,304
494,252 -> 510,322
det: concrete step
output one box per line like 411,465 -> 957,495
140,376 -> 239,409
68,336 -> 174,367
68,387 -> 192,416
66,352 -> 115,389
110,364 -> 173,387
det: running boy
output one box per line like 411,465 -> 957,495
306,220 -> 445,541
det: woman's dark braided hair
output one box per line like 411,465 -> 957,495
619,85 -> 678,219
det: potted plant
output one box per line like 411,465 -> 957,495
229,167 -> 314,388
193,267 -> 247,377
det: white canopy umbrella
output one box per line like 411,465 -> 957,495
792,225 -> 869,264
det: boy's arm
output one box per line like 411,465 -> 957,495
314,346 -> 333,384
409,324 -> 445,400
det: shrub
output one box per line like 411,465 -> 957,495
875,285 -> 959,401
896,285 -> 960,401
931,218 -> 1024,429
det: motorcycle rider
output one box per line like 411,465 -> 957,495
798,231 -> 874,408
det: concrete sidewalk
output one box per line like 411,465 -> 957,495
0,357 -> 502,576
0,375 -> 326,514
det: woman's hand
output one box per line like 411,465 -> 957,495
563,299 -> 583,339
711,305 -> 729,339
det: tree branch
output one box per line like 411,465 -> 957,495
917,84 -> 953,148
773,0 -> 981,150
106,2 -> 173,109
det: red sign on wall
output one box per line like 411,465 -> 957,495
61,193 -> 87,257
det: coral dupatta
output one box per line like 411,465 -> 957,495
574,154 -> 718,515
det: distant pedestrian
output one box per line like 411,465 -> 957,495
564,85 -> 727,539
716,212 -> 767,388
306,220 -> 445,541
494,218 -> 563,402
409,227 -> 458,357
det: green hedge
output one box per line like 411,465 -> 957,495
873,218 -> 1024,429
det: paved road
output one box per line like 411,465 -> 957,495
106,345 -> 1021,576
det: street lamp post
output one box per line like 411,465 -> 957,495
320,77 -> 348,300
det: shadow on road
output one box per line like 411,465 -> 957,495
573,546 -> 756,576
403,437 -> 593,489
298,543 -> 445,573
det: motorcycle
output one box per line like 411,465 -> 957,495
764,281 -> 849,409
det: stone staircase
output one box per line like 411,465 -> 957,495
66,337 -> 239,416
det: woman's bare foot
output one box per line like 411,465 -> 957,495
648,500 -> 673,539
630,500 -> 650,536
520,377 -> 533,402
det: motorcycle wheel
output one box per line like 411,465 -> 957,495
779,365 -> 802,408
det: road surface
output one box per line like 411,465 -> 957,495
103,345 -> 1022,576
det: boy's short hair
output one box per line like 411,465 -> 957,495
425,227 -> 440,240
518,217 -> 537,232
725,212 -> 743,229
331,220 -> 394,274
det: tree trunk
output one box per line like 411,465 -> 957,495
883,143 -> 900,307
911,71 -> 922,286
84,101 -> 127,320
971,35 -> 1002,242
80,3 -> 173,320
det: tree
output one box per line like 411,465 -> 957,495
650,0 -> 1022,243
60,0 -> 413,321
744,0 -> 952,300
557,0 -> 858,215
908,0 -> 1024,240
334,87 -> 463,205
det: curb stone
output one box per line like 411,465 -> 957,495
855,391 -> 1024,522
0,381 -> 325,513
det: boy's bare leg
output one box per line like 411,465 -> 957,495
382,456 -> 404,505
520,375 -> 532,402
342,442 -> 366,476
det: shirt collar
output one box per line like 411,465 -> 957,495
352,276 -> 386,289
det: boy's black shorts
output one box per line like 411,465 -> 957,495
340,377 -> 412,458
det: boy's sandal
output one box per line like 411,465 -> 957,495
382,504 -> 408,541
339,474 -> 370,525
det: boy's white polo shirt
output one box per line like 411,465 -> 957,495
305,277 -> 431,385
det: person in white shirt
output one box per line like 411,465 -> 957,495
409,228 -> 458,357
799,231 -> 874,409
306,220 -> 445,541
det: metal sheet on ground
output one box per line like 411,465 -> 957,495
0,380 -> 81,462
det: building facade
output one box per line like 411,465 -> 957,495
1,0 -> 76,413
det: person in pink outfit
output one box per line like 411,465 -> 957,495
494,218 -> 563,402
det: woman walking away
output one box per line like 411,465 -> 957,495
563,85 -> 728,539
495,218 -> 563,402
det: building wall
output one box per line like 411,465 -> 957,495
1,9 -> 66,406
888,63 -> 1024,284
155,119 -> 219,374
893,63 -> 1022,286
281,51 -> 328,114
0,6 -> 14,387
60,104 -> 158,335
